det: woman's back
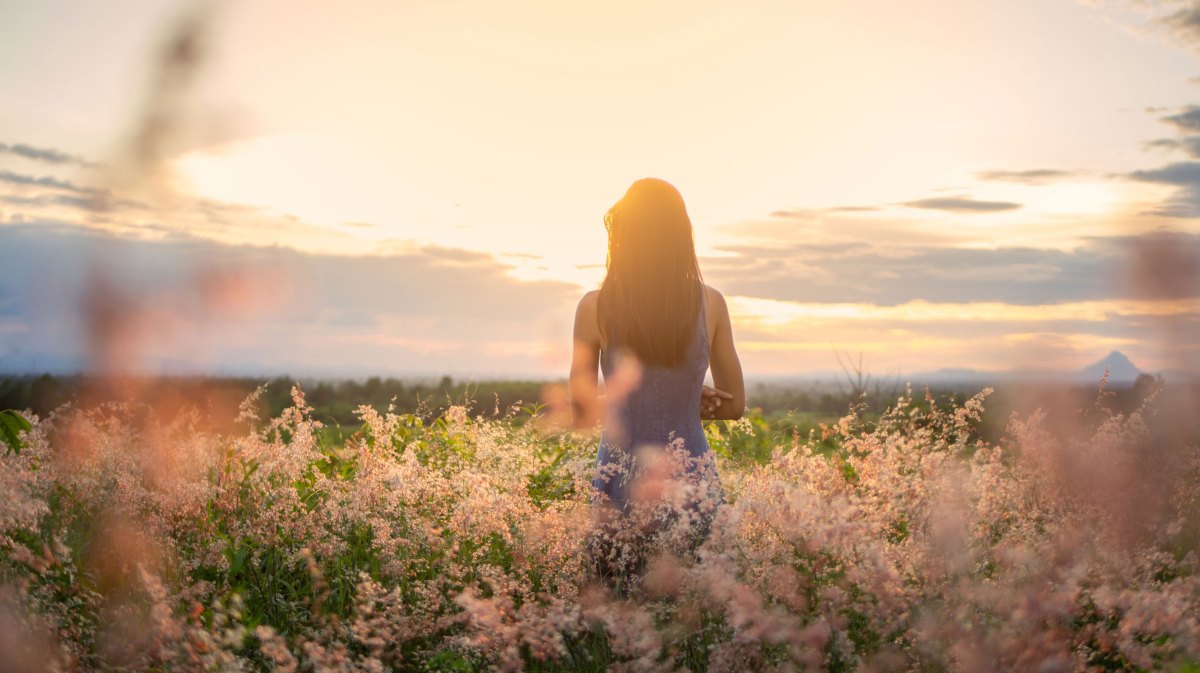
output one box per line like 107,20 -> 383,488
592,285 -> 712,508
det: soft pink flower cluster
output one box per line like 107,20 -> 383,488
0,384 -> 1196,671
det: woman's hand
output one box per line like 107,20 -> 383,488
700,384 -> 734,419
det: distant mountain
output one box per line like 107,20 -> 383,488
902,351 -> 1150,387
1079,350 -> 1142,385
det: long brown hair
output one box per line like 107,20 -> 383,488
597,178 -> 703,369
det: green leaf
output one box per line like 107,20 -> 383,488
0,410 -> 31,456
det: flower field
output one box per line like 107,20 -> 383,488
1,384 -> 1197,672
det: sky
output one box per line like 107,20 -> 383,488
1,0 -> 1199,379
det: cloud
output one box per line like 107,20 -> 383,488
1145,137 -> 1200,158
1162,105 -> 1200,133
0,142 -> 93,167
0,170 -> 95,194
776,197 -> 1020,218
975,169 -> 1077,184
900,196 -> 1022,212
1128,103 -> 1200,215
768,209 -> 817,219
0,164 -> 375,252
2,216 -> 1187,378
0,222 -> 580,376
1129,161 -> 1200,185
700,234 -> 1200,306
1128,161 -> 1200,216
1163,2 -> 1200,43
1,194 -> 99,210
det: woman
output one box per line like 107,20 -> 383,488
569,178 -> 744,542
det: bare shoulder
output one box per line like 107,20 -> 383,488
577,289 -> 600,314
702,283 -> 729,316
574,290 -> 601,341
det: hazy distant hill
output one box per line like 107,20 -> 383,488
905,350 -> 1150,387
1079,351 -> 1142,386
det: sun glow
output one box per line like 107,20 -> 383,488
173,134 -> 399,234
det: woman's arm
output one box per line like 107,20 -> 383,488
706,288 -> 745,420
569,291 -> 603,429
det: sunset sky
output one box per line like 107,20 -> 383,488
2,0 -> 1199,379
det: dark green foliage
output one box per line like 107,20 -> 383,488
0,409 -> 31,454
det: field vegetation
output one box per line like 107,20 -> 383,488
0,375 -> 1197,672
